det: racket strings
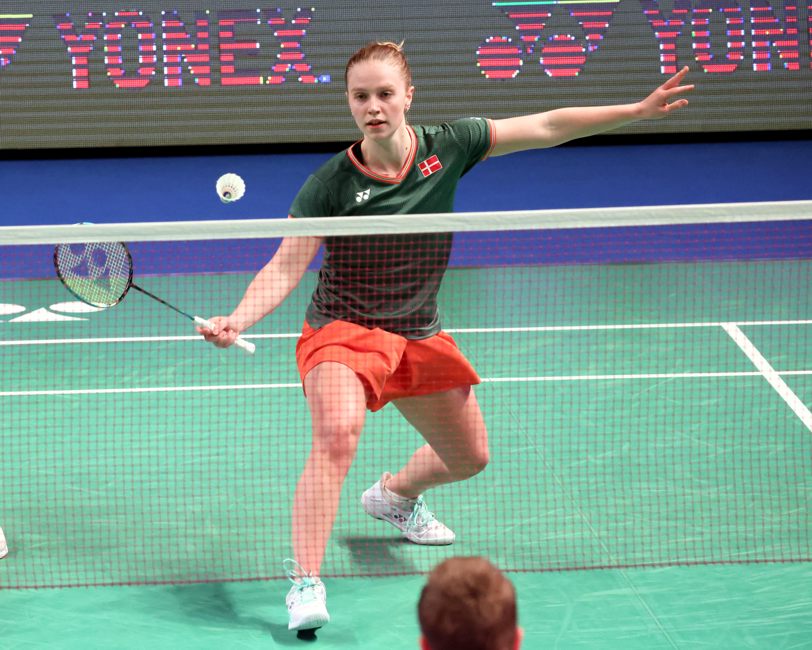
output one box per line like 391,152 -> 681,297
55,242 -> 132,307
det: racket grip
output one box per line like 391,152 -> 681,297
232,336 -> 256,355
194,316 -> 256,355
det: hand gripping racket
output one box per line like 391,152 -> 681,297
54,241 -> 256,354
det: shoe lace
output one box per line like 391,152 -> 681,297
405,496 -> 437,532
283,558 -> 319,600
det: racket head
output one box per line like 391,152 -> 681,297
53,241 -> 134,308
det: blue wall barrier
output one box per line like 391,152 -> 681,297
2,139 -> 811,279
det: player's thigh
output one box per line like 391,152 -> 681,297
304,361 -> 368,438
393,386 -> 489,466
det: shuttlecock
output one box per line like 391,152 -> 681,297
216,173 -> 246,203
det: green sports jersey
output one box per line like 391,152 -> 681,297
290,117 -> 495,339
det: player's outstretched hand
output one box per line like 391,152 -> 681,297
637,66 -> 694,119
197,315 -> 241,348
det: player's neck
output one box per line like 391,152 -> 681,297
360,125 -> 412,177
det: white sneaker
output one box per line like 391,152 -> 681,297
361,472 -> 455,545
0,527 -> 7,559
283,559 -> 330,632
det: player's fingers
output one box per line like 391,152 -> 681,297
198,329 -> 219,344
197,315 -> 241,348
664,98 -> 689,112
662,66 -> 689,88
666,84 -> 695,98
208,324 -> 236,346
201,315 -> 230,335
216,332 -> 236,348
196,316 -> 226,343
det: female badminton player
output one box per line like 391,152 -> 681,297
199,41 -> 693,633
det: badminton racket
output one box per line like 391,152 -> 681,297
54,241 -> 256,354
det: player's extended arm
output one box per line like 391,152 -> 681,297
490,67 -> 694,157
199,234 -> 322,348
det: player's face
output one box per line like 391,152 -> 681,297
346,60 -> 414,141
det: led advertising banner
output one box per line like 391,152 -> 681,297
0,1 -> 809,150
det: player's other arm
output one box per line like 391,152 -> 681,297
490,67 -> 693,157
199,233 -> 322,347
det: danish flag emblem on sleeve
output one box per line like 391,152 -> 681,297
418,155 -> 443,177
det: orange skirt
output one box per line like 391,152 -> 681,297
295,320 -> 480,412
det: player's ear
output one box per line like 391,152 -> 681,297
419,635 -> 431,650
405,85 -> 415,111
515,626 -> 525,649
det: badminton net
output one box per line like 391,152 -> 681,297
1,200 -> 811,589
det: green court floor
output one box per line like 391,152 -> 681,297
2,261 -> 811,647
1,565 -> 811,648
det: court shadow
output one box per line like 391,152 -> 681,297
170,582 -> 357,646
339,535 -> 419,575
170,582 -> 299,644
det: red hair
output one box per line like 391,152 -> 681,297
345,41 -> 412,88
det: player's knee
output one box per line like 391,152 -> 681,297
469,448 -> 490,476
313,419 -> 363,467
452,447 -> 490,480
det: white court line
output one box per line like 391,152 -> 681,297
0,333 -> 298,346
722,323 -> 812,433
0,383 -> 301,397
2,322 -> 810,405
3,319 -> 812,346
484,370 -> 812,382
4,371 -> 812,398
449,319 -> 812,332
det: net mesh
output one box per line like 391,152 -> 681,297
1,201 -> 811,589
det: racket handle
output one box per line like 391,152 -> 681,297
194,316 -> 256,355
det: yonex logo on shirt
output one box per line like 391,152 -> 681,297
356,188 -> 371,203
418,155 -> 443,178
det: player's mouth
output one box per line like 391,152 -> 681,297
367,119 -> 386,128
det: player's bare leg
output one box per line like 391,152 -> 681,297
390,385 -> 489,495
294,361 -> 367,573
361,386 -> 488,544
286,361 -> 367,632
